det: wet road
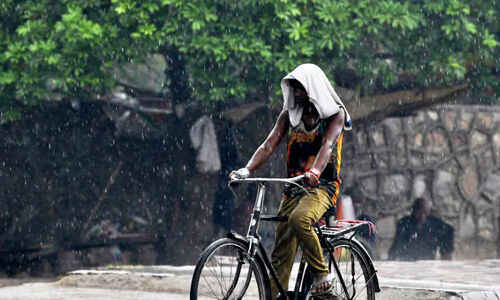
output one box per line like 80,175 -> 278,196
0,283 -> 186,300
0,260 -> 498,299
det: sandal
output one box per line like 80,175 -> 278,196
311,273 -> 335,296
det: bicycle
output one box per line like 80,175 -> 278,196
190,175 -> 380,300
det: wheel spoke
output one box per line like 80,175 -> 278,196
321,239 -> 374,300
207,256 -> 228,296
218,253 -> 228,294
201,272 -> 220,299
203,257 -> 225,297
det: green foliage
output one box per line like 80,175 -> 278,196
1,0 -> 499,119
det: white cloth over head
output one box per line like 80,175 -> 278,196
281,63 -> 352,130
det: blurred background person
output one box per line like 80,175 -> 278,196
389,198 -> 454,261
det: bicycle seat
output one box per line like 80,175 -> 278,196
322,206 -> 336,219
321,206 -> 337,227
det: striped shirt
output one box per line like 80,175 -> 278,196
285,119 -> 343,203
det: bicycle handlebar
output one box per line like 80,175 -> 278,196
229,174 -> 304,183
229,175 -> 309,196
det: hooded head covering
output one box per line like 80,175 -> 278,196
281,63 -> 352,130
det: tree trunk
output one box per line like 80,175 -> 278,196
342,84 -> 468,122
223,84 -> 469,125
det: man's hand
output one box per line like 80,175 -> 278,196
304,171 -> 319,187
229,168 -> 250,180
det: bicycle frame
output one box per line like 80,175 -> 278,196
240,182 -> 290,298
228,177 -> 378,300
229,178 -> 301,298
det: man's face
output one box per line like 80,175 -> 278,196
412,204 -> 431,225
289,79 -> 308,105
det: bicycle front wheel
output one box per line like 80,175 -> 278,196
190,238 -> 270,300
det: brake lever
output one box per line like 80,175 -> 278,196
284,175 -> 310,197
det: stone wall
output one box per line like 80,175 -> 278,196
341,105 -> 500,259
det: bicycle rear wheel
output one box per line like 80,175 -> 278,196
302,238 -> 376,300
190,238 -> 270,300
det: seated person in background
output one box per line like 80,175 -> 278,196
388,197 -> 454,261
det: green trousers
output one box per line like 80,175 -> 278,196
269,188 -> 333,298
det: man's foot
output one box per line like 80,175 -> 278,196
311,273 -> 335,296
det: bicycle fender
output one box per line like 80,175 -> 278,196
227,230 -> 247,243
226,231 -> 269,270
226,231 -> 267,261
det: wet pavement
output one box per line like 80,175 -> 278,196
376,260 -> 500,292
67,259 -> 500,299
376,260 -> 500,299
0,284 -> 186,300
0,260 -> 498,299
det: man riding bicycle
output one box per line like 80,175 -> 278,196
231,63 -> 352,298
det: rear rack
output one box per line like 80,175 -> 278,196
318,220 -> 377,239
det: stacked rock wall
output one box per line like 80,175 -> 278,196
342,105 -> 500,259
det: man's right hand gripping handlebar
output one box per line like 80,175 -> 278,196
229,167 -> 251,181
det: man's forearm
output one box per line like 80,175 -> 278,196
311,145 -> 333,173
311,130 -> 342,173
310,111 -> 344,174
245,143 -> 274,173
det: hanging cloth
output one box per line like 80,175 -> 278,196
189,115 -> 221,173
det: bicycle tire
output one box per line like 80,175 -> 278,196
190,238 -> 271,300
301,237 -> 376,300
